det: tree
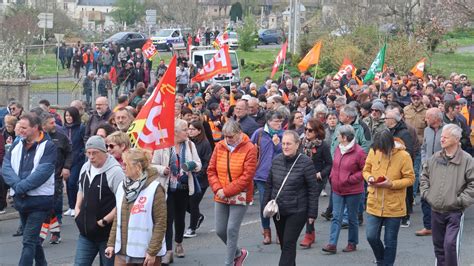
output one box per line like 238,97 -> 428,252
230,2 -> 243,22
237,14 -> 258,52
110,0 -> 145,26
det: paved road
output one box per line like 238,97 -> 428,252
1,191 -> 473,266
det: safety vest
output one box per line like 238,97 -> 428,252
82,53 -> 93,65
208,117 -> 223,141
115,180 -> 166,258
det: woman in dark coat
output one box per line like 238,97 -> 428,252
264,130 -> 318,266
184,120 -> 213,238
62,107 -> 85,217
299,118 -> 333,248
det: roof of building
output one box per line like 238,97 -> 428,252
77,0 -> 117,6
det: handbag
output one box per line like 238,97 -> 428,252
263,153 -> 301,220
224,151 -> 247,206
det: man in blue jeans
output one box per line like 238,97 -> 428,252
74,136 -> 124,265
2,113 -> 57,265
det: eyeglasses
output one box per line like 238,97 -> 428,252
106,144 -> 115,149
305,127 -> 314,133
194,102 -> 203,106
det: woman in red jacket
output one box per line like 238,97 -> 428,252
207,120 -> 257,266
322,125 -> 367,254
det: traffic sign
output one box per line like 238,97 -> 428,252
37,20 -> 53,29
37,13 -> 54,21
145,9 -> 156,25
145,10 -> 156,16
54,33 -> 65,43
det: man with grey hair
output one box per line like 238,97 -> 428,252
416,108 -> 445,236
233,99 -> 259,137
84,97 -> 112,142
420,124 -> 474,266
247,97 -> 265,127
330,105 -> 370,156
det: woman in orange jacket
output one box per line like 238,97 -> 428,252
207,119 -> 257,266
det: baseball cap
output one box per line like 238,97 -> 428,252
411,90 -> 422,98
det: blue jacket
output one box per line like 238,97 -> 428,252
63,123 -> 85,163
251,127 -> 282,182
2,133 -> 57,212
0,107 -> 10,128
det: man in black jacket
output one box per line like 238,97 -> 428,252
74,136 -> 124,265
84,97 -> 112,142
40,113 -> 72,244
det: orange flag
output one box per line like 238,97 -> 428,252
298,40 -> 322,72
411,58 -> 426,78
127,55 -> 176,150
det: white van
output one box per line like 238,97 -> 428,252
151,28 -> 191,51
191,46 -> 241,89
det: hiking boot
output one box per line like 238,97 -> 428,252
322,244 -> 337,254
262,229 -> 271,245
342,243 -> 357,252
299,232 -> 315,249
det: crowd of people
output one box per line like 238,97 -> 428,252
0,53 -> 473,266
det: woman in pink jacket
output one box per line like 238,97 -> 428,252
322,125 -> 367,254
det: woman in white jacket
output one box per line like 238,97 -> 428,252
155,119 -> 201,264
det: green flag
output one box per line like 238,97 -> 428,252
363,43 -> 387,83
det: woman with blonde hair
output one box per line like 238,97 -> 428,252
105,148 -> 167,266
106,131 -> 131,168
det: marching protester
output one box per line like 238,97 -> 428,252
105,148 -> 167,266
263,130 -> 318,265
208,120 -> 257,266
420,124 -> 473,266
363,130 -> 415,266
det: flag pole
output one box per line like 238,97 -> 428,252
313,64 -> 318,79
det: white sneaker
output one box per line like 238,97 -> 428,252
63,209 -> 72,216
0,209 -> 6,214
320,190 -> 328,197
70,210 -> 76,217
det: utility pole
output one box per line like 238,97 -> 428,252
288,0 -> 293,54
293,0 -> 299,55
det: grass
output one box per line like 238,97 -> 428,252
27,53 -> 70,78
430,52 -> 474,78
31,81 -> 77,92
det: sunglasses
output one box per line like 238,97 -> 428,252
193,102 -> 203,106
106,144 -> 115,149
305,127 -> 314,133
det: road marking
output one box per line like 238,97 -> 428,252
209,219 -> 260,232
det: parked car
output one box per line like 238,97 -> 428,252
258,29 -> 284,45
151,28 -> 191,51
103,32 -> 147,50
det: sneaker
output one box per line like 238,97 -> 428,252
63,209 -> 72,216
0,209 -> 6,214
401,218 -> 410,228
321,212 -> 333,221
320,190 -> 328,197
183,228 -> 197,238
234,248 -> 249,266
70,210 -> 75,217
321,244 -> 337,254
196,214 -> 205,230
341,222 -> 349,229
12,227 -> 23,237
49,234 -> 61,244
342,243 -> 357,252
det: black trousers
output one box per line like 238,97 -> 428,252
274,212 -> 307,266
166,189 -> 189,250
0,175 -> 9,210
188,186 -> 208,230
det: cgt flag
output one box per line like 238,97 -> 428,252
213,31 -> 229,49
333,58 -> 356,80
127,55 -> 176,150
270,41 -> 288,78
142,39 -> 159,60
411,58 -> 426,78
191,45 -> 232,83
298,40 -> 322,72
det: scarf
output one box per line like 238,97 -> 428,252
302,137 -> 323,157
339,138 -> 355,155
123,171 -> 148,203
264,123 -> 283,138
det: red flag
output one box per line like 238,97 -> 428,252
270,41 -> 288,79
127,55 -> 176,150
213,32 -> 229,49
142,39 -> 158,60
191,45 -> 232,83
333,58 -> 356,80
